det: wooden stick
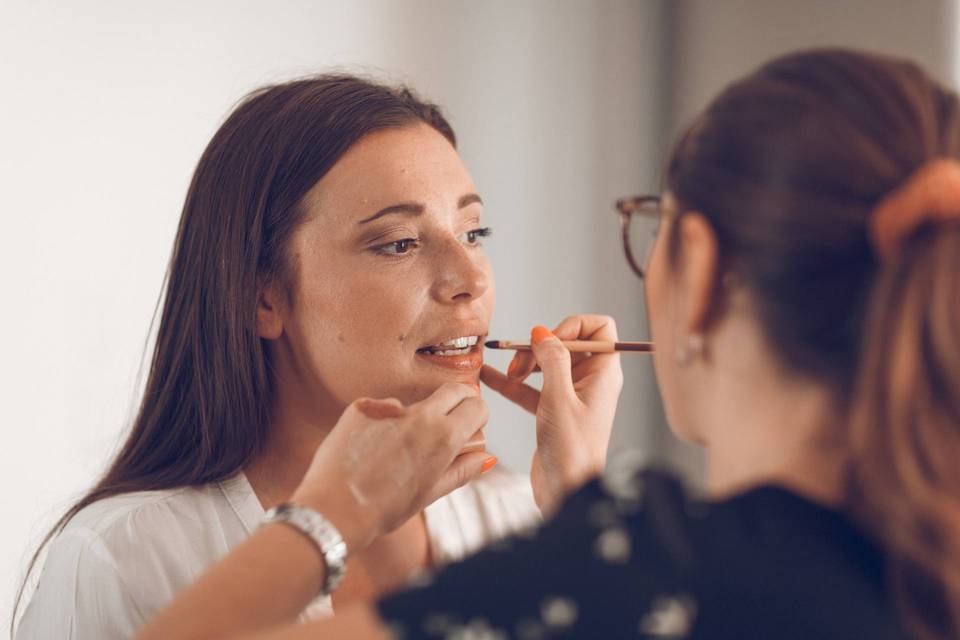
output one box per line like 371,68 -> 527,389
484,340 -> 653,353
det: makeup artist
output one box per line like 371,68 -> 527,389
138,48 -> 960,640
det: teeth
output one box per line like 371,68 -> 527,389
437,335 -> 479,349
435,348 -> 471,356
421,335 -> 481,356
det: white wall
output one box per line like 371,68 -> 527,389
0,0 -> 669,629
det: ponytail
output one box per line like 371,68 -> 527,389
849,161 -> 960,639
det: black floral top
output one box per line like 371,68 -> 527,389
377,466 -> 908,639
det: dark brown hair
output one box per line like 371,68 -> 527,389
13,73 -> 456,634
666,49 -> 960,639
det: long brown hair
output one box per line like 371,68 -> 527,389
13,73 -> 456,633
666,49 -> 960,639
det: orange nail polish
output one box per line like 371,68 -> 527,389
531,325 -> 554,345
481,456 -> 498,473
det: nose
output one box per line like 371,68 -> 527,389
431,237 -> 491,303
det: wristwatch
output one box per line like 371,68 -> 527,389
261,503 -> 348,595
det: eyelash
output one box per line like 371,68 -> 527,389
372,227 -> 493,257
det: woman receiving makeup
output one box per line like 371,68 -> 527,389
136,48 -> 959,640
14,76 -> 597,638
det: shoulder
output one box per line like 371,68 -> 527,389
17,487 -> 196,639
552,463 -> 700,577
687,485 -> 902,639
48,484 -> 231,583
382,466 -> 697,637
581,465 -> 902,638
383,463 -> 905,639
60,483 -> 232,556
59,479 -> 255,571
19,481 -> 247,638
64,486 -> 193,538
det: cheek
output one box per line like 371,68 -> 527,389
331,278 -> 422,351
646,275 -> 674,405
644,236 -> 670,350
288,249 -> 496,406
480,256 -> 496,314
644,237 -> 688,437
293,263 -> 427,399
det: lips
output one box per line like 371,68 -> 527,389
415,327 -> 487,372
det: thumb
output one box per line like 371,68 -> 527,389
530,325 -> 574,398
426,452 -> 498,503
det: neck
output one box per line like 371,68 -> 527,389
244,357 -> 432,602
701,366 -> 848,507
245,348 -> 344,508
685,306 -> 850,507
245,409 -> 331,509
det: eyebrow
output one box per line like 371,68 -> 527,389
357,193 -> 484,225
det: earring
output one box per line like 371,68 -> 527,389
674,333 -> 704,366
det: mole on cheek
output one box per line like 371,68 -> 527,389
337,334 -> 345,342
398,334 -> 405,342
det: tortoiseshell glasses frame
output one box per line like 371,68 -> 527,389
615,194 -> 663,279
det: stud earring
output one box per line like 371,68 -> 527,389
673,333 -> 704,366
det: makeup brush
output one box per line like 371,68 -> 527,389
484,340 -> 653,353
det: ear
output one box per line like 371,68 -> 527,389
256,281 -> 285,340
676,212 -> 721,335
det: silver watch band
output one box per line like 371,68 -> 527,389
261,503 -> 348,595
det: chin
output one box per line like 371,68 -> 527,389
424,371 -> 482,391
401,373 -> 481,402
666,416 -> 706,446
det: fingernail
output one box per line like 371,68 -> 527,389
507,358 -> 519,378
531,325 -> 554,345
481,456 -> 498,474
355,398 -> 405,420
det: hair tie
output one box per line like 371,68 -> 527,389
870,158 -> 960,261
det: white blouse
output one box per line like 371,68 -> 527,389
16,466 -> 540,640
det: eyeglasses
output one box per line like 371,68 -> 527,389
615,194 -> 663,279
